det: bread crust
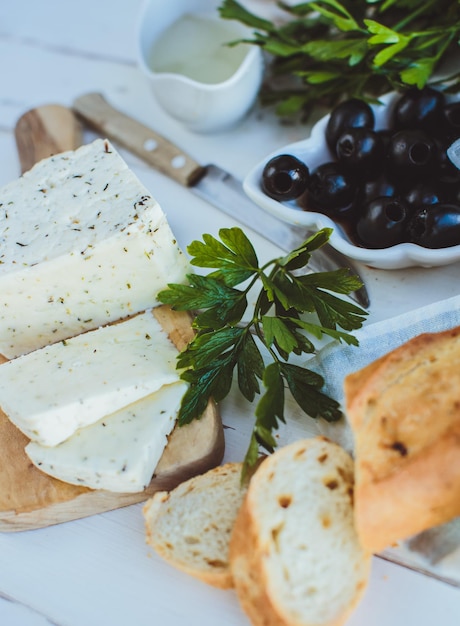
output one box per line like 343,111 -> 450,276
345,326 -> 460,552
230,497 -> 286,626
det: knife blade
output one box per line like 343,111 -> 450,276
73,93 -> 369,308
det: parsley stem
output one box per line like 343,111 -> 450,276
434,31 -> 456,61
251,262 -> 288,363
394,0 -> 438,31
241,265 -> 271,298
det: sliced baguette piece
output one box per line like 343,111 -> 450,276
230,437 -> 371,626
344,326 -> 460,553
143,462 -> 246,589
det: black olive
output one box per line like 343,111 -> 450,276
261,154 -> 310,201
336,128 -> 385,178
441,179 -> 460,205
325,99 -> 375,154
306,162 -> 357,217
377,129 -> 393,153
403,181 -> 444,209
388,129 -> 437,178
434,137 -> 460,186
407,204 -> 460,248
360,174 -> 398,205
439,157 -> 460,186
357,172 -> 399,214
441,102 -> 460,141
356,197 -> 408,248
392,86 -> 445,133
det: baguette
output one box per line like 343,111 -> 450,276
143,462 -> 246,589
344,326 -> 460,553
229,437 -> 371,626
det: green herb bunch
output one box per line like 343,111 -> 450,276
219,0 -> 460,121
159,227 -> 366,471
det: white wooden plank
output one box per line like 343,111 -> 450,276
0,596 -> 57,626
0,0 -> 141,61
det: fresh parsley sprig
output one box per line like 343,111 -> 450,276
219,0 -> 460,121
159,227 -> 367,471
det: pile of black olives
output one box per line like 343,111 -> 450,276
261,87 -> 460,249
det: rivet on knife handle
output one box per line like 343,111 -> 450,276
73,93 -> 205,187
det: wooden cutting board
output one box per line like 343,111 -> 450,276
0,106 -> 224,532
14,104 -> 83,174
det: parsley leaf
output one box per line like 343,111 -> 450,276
158,227 -> 367,471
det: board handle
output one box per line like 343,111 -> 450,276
73,93 -> 205,187
15,104 -> 82,174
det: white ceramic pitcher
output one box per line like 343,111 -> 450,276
137,0 -> 263,133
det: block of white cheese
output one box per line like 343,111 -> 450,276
0,138 -> 189,358
25,381 -> 187,493
0,310 -> 181,446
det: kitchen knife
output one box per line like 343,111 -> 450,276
73,93 -> 369,308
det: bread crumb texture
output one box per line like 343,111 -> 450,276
230,437 -> 371,626
143,462 -> 246,589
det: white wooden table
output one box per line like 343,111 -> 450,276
0,1 -> 459,624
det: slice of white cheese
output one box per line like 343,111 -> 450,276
25,381 -> 187,493
0,310 -> 181,446
0,138 -> 189,358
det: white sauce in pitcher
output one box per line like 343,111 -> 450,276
148,13 -> 249,84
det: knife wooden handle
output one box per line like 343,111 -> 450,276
15,105 -> 82,174
73,93 -> 206,187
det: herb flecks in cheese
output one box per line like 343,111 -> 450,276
0,139 -> 189,358
0,311 -> 181,446
25,382 -> 187,493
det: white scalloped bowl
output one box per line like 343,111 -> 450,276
244,92 -> 460,270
